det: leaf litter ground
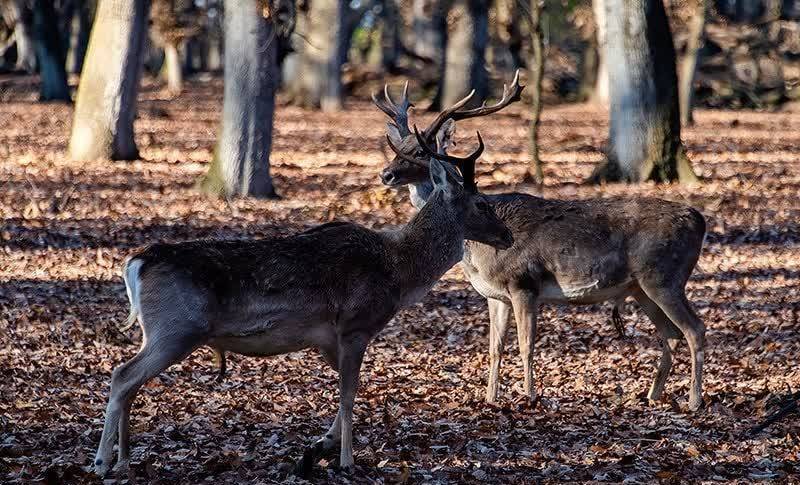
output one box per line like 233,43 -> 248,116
1,76 -> 799,483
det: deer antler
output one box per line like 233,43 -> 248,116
413,126 -> 483,192
423,69 -> 524,142
372,81 -> 414,137
385,133 -> 427,167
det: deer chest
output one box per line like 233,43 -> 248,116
460,253 -> 510,303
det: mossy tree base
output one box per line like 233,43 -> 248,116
587,147 -> 700,185
198,151 -> 280,200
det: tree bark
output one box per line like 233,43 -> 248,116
591,0 -> 608,104
6,0 -> 36,72
66,0 -> 92,74
199,0 -> 279,198
441,0 -> 489,108
412,0 -> 446,61
589,0 -> 698,184
679,0 -> 705,126
163,41 -> 183,93
286,0 -> 346,111
525,0 -> 544,184
379,0 -> 401,72
415,0 -> 447,110
69,0 -> 150,161
32,0 -> 70,101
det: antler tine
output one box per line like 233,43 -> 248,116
372,81 -> 414,136
422,70 -> 525,142
422,89 -> 476,142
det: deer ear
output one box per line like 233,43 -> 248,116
386,122 -> 403,146
429,158 -> 452,198
435,119 -> 456,153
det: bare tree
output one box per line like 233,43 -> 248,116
285,0 -> 346,111
412,0 -> 446,61
680,0 -> 706,126
441,0 -> 489,107
151,0 -> 199,94
592,0 -> 608,103
2,0 -> 36,72
68,0 -> 150,161
31,0 -> 70,101
521,0 -> 544,183
199,0 -> 294,198
379,0 -> 401,72
589,0 -> 698,183
65,0 -> 93,74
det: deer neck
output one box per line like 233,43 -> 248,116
408,180 -> 434,210
393,192 -> 464,299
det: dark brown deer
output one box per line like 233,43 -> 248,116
375,75 -> 708,411
93,156 -> 513,477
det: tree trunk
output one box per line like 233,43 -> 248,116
679,0 -> 705,126
287,0 -> 345,111
66,0 -> 92,74
207,31 -> 222,71
163,41 -> 183,93
590,0 -> 697,184
69,0 -> 149,161
591,0 -> 608,103
7,0 -> 36,72
199,0 -> 279,198
441,0 -> 489,108
416,0 -> 447,110
412,0 -> 446,61
578,31 -> 599,101
379,0 -> 401,72
32,0 -> 70,101
525,0 -> 544,184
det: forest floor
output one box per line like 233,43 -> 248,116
1,76 -> 799,484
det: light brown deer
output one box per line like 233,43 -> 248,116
375,74 -> 708,411
93,156 -> 513,477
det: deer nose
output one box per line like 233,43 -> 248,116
381,169 -> 397,186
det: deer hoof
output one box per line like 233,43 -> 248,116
688,395 -> 705,412
295,441 -> 324,478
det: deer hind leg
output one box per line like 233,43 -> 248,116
298,344 -> 341,477
510,290 -> 538,403
486,298 -> 511,404
633,289 -> 682,402
336,333 -> 369,470
94,330 -> 202,476
213,348 -> 226,381
639,285 -> 706,411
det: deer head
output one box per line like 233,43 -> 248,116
388,127 -> 513,250
374,70 -> 524,188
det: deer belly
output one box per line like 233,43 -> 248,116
210,308 -> 336,357
539,278 -> 635,304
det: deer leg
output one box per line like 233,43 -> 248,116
486,298 -> 511,404
298,344 -> 342,476
95,333 -> 201,476
213,348 -> 226,381
298,409 -> 342,477
633,289 -> 681,401
640,285 -> 706,411
337,333 -> 369,470
510,290 -> 538,403
611,299 -> 627,338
